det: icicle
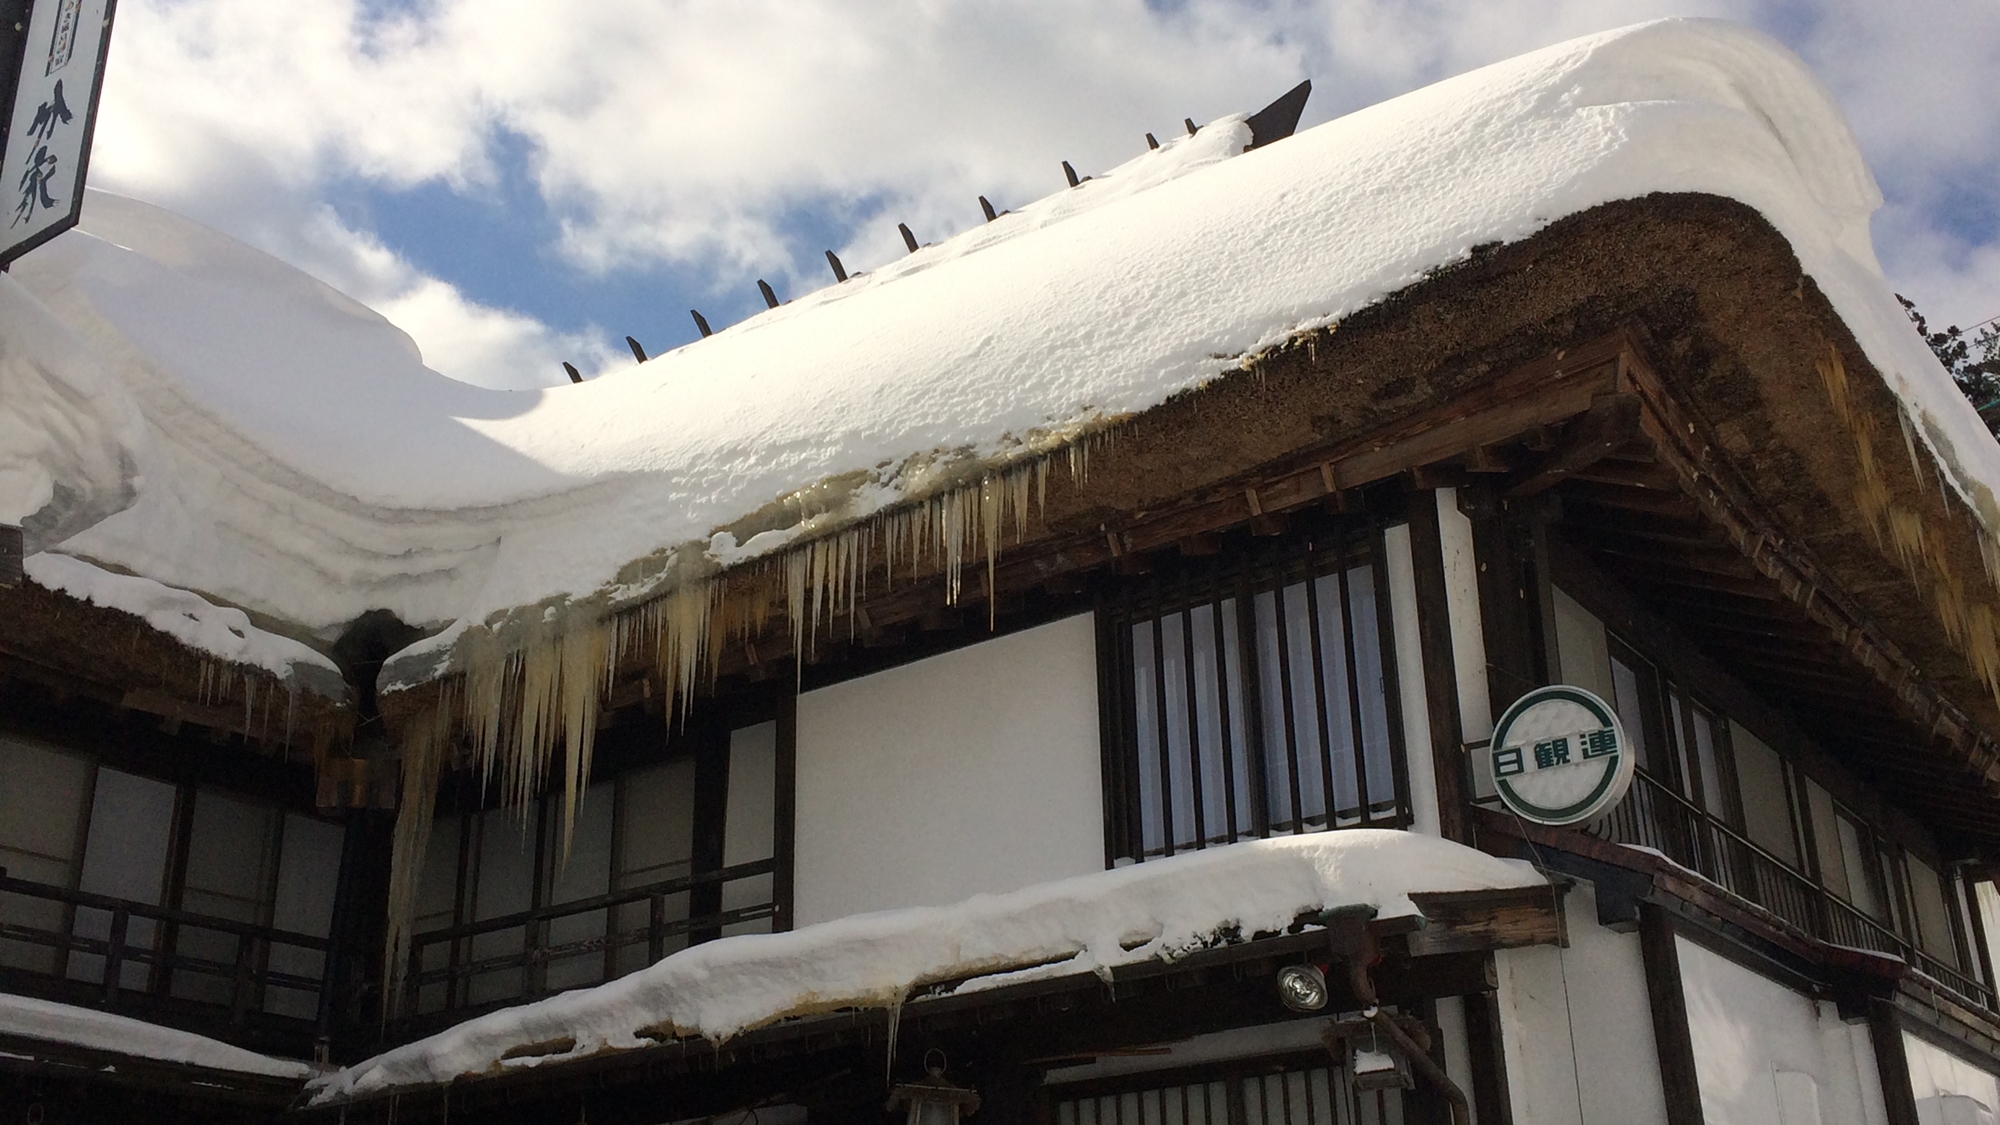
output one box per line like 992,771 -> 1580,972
381,702 -> 452,1021
555,626 -> 608,862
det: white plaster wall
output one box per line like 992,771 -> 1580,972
1678,936 -> 1888,1125
793,613 -> 1105,926
1495,883 -> 1669,1125
1904,1032 -> 2000,1125
1384,521 -> 1440,837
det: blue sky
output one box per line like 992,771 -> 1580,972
86,0 -> 2000,388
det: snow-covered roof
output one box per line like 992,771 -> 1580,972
4,17 -> 1992,688
0,992 -> 315,1080
310,830 -> 1543,1101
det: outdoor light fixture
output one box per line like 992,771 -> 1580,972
1343,1013 -> 1415,1092
887,1052 -> 981,1125
1275,963 -> 1330,1012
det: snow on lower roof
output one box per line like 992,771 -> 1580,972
310,831 -> 1544,1101
4,18 -> 1992,679
24,552 -> 345,691
0,991 -> 315,1080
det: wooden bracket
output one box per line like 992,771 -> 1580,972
1507,391 -> 1645,497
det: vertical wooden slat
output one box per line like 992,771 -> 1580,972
1095,600 -> 1133,865
1236,564 -> 1273,838
1181,608 -> 1208,847
1336,557 -> 1371,822
1212,585 -> 1242,842
1270,586 -> 1305,832
1302,564 -> 1340,826
1152,614 -> 1177,855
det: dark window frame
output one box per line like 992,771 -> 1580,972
1043,1046 -> 1412,1125
404,682 -> 797,1025
1096,522 -> 1412,866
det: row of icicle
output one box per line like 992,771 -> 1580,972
1816,343 -> 2000,708
380,441 -> 1090,1012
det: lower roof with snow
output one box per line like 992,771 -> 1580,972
2,17 -> 1993,699
309,831 -> 1544,1102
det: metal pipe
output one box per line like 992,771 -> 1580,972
1346,959 -> 1471,1125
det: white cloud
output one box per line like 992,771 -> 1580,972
85,0 -> 2000,380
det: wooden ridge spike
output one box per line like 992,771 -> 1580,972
979,196 -> 999,223
1145,132 -> 1159,150
689,309 -> 713,337
758,279 -> 780,309
1062,161 -> 1081,188
562,362 -> 583,384
898,223 -> 919,254
825,250 -> 848,282
626,335 -> 648,363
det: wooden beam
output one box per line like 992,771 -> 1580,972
1406,885 -> 1564,955
1564,459 -> 1682,491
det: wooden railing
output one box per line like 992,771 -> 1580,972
400,857 -> 777,1021
0,866 -> 330,1025
1590,772 -> 1994,1010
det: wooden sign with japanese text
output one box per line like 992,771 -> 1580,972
0,0 -> 116,267
1488,684 -> 1634,826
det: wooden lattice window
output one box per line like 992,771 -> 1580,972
1098,526 -> 1409,864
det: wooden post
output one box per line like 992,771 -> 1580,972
231,931 -> 253,1026
1459,483 -> 1545,717
101,908 -> 128,1003
772,684 -> 798,932
1637,904 -> 1705,1125
687,711 -> 732,946
1407,490 -> 1471,844
1461,988 -> 1514,1125
648,892 -> 666,964
1867,1000 -> 1920,1125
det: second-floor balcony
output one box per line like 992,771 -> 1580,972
1588,769 -> 1992,1012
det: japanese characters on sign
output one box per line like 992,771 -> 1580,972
1487,684 -> 1634,826
0,0 -> 116,266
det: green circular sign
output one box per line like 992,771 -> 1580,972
1488,685 -> 1633,826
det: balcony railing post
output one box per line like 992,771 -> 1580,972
231,932 -> 254,1026
407,939 -> 424,1021
648,893 -> 666,964
101,908 -> 128,1003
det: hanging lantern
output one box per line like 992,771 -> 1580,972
886,1053 -> 981,1125
1331,1014 -> 1414,1092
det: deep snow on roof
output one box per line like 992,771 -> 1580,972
311,830 -> 1543,1100
3,17 -> 1994,681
